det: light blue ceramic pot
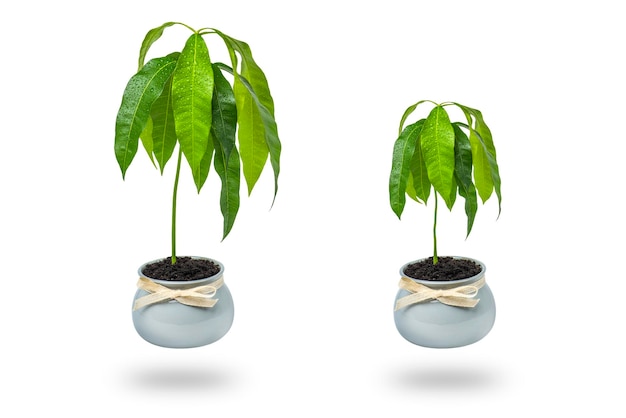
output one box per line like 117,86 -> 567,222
132,257 -> 234,348
393,257 -> 495,348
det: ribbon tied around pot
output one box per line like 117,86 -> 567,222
133,276 -> 224,311
394,276 -> 485,310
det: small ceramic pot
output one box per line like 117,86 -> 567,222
393,256 -> 495,348
132,256 -> 234,348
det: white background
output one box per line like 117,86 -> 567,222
1,0 -> 624,415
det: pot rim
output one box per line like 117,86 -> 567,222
138,256 -> 225,287
400,256 -> 486,288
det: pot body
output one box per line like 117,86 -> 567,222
132,257 -> 234,348
393,257 -> 495,348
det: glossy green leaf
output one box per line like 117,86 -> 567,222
114,54 -> 179,178
214,32 -> 281,199
222,63 -> 281,201
172,33 -> 214,192
151,72 -> 177,174
211,64 -> 237,162
249,93 -> 281,202
237,87 -> 268,194
214,30 -> 275,117
453,103 -> 501,208
463,105 -> 502,214
420,106 -> 455,209
213,135 -> 241,240
409,124 -> 431,204
448,176 -> 457,209
197,135 -> 215,192
138,22 -> 178,70
405,173 -> 419,202
452,123 -> 477,236
398,100 -> 431,135
139,117 -> 156,166
389,120 -> 425,218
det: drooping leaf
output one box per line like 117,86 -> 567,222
409,125 -> 431,204
453,103 -> 502,209
219,63 -> 281,202
151,70 -> 178,174
213,135 -> 241,240
405,173 -> 419,202
420,105 -> 455,209
398,100 -> 431,135
389,120 -> 425,218
469,129 -> 493,202
237,85 -> 268,194
196,135 -> 215,192
114,53 -> 179,178
211,64 -> 237,162
448,176 -> 457,209
139,117 -> 156,166
138,22 -> 178,70
213,30 -> 276,117
452,123 -> 478,236
464,105 -> 502,214
213,33 -> 281,199
211,35 -> 266,194
249,93 -> 281,203
172,33 -> 214,192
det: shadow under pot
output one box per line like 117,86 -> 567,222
393,256 -> 495,348
132,256 -> 234,348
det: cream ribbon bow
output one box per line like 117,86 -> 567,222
394,276 -> 485,311
133,276 -> 224,311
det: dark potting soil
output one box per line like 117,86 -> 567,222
403,257 -> 482,281
142,257 -> 220,281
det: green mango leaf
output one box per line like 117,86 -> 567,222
172,33 -> 214,192
213,30 -> 275,117
249,94 -> 281,203
389,120 -> 425,218
139,117 -> 156,166
138,22 -> 178,70
453,103 -> 502,209
196,135 -> 215,192
211,64 -> 237,162
213,32 -> 281,199
151,72 -> 177,174
420,106 -> 455,209
469,130 -> 493,202
452,123 -> 478,236
215,64 -> 281,202
405,173 -> 419,202
398,100 -> 431,135
213,135 -> 241,240
463,105 -> 502,214
115,54 -> 179,178
448,176 -> 457,209
409,123 -> 431,204
236,84 -> 268,194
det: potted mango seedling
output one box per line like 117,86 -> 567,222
114,22 -> 281,348
388,100 -> 501,348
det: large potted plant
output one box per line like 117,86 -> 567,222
114,22 -> 281,348
389,100 -> 501,348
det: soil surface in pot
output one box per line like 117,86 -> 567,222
404,257 -> 482,281
142,257 -> 220,281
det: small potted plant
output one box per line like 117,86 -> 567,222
114,22 -> 281,348
389,100 -> 501,348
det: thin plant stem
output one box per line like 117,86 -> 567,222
171,147 -> 183,265
433,193 -> 439,265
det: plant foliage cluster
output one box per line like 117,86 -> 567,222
389,101 -> 501,263
114,22 -> 281,262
